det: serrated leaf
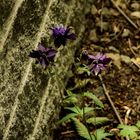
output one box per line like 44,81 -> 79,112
87,117 -> 109,125
65,106 -> 82,115
63,96 -> 78,104
82,107 -> 94,115
94,129 -> 112,140
118,124 -> 139,139
84,92 -> 104,108
136,121 -> 140,128
57,113 -> 77,124
72,117 -> 93,140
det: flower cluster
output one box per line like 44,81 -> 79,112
29,24 -> 110,75
29,25 -> 76,68
83,52 -> 111,75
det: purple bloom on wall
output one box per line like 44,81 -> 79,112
50,25 -> 76,47
29,44 -> 57,68
88,53 -> 111,75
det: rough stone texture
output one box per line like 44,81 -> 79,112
0,0 -> 87,139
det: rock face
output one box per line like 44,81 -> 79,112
0,0 -> 87,139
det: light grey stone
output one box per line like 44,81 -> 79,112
0,0 -> 88,139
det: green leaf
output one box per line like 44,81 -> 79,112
87,117 -> 109,125
118,124 -> 139,139
77,64 -> 90,76
94,129 -> 112,140
84,92 -> 104,108
65,106 -> 82,115
72,117 -> 94,140
66,90 -> 74,95
57,113 -> 77,124
82,107 -> 94,114
63,96 -> 78,104
136,121 -> 140,129
72,78 -> 90,90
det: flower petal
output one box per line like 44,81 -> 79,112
102,57 -> 111,64
92,65 -> 101,75
47,49 -> 57,58
96,53 -> 104,59
67,33 -> 76,40
88,54 -> 96,60
38,44 -> 47,52
29,50 -> 41,58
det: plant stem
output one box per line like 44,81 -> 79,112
98,74 -> 123,124
82,93 -> 94,140
110,0 -> 138,29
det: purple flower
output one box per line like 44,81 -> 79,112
50,25 -> 76,47
88,53 -> 111,75
29,44 -> 57,68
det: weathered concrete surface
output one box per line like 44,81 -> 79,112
0,0 -> 87,139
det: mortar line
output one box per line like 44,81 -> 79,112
0,0 -> 25,52
2,0 -> 54,139
29,1 -> 76,140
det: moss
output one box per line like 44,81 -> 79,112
0,0 -> 89,139
0,0 -> 14,29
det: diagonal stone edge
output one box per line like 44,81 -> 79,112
0,0 -> 25,52
2,0 -> 55,139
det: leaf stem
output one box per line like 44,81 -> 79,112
98,74 -> 123,124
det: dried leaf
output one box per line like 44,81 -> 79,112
131,57 -> 140,66
131,11 -> 140,19
121,55 -> 131,64
106,53 -> 121,69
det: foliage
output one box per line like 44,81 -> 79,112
58,90 -> 112,140
57,113 -> 77,124
94,129 -> 112,140
118,122 -> 140,139
65,106 -> 94,117
72,118 -> 111,140
84,92 -> 104,108
136,121 -> 140,129
77,64 -> 90,76
87,117 -> 109,125
72,117 -> 95,140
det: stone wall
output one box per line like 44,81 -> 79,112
0,0 -> 88,139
